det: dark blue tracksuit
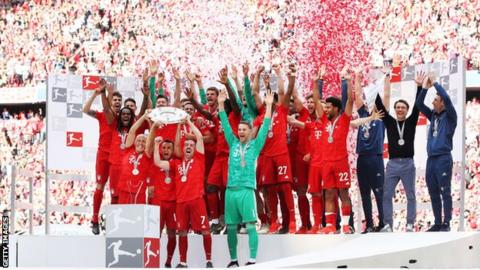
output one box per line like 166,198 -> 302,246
356,105 -> 385,228
416,82 -> 457,225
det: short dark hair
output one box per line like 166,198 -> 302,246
117,106 -> 135,132
239,121 -> 252,129
206,87 -> 219,96
124,97 -> 136,105
325,96 -> 342,110
112,91 -> 122,99
394,99 -> 410,110
162,139 -> 174,147
157,94 -> 169,103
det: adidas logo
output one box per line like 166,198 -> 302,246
442,172 -> 447,176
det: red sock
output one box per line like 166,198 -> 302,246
179,235 -> 188,263
266,186 -> 278,224
206,192 -> 219,219
92,189 -> 103,223
312,196 -> 323,227
326,212 -> 336,227
203,234 -> 212,261
298,194 -> 311,228
341,206 -> 352,216
279,183 -> 296,224
166,235 -> 176,265
279,191 -> 289,228
111,196 -> 118,205
259,213 -> 268,225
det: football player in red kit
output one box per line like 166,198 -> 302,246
117,111 -> 153,204
253,64 -> 297,234
319,71 -> 355,234
287,67 -> 327,234
147,121 -> 178,268
83,79 -> 122,234
153,116 -> 213,268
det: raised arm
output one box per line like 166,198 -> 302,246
218,89 -> 236,147
125,110 -> 151,148
350,109 -> 385,128
252,64 -> 265,109
174,122 -> 183,158
383,67 -> 392,109
154,137 -> 170,170
354,71 -> 364,110
281,64 -> 296,107
185,87 -> 214,120
340,66 -> 349,110
195,73 -> 207,105
146,121 -> 160,158
100,81 -> 115,125
83,90 -> 100,118
312,66 -> 325,118
187,116 -> 204,154
415,71 -> 433,119
254,88 -> 274,152
231,65 -> 243,100
273,64 -> 285,101
432,78 -> 457,121
344,75 -> 354,117
139,68 -> 151,116
172,67 -> 182,108
148,60 -> 159,106
218,66 -> 241,115
243,63 -> 259,116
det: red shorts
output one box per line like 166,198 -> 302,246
207,154 -> 228,188
260,153 -> 293,186
151,199 -> 177,231
293,153 -> 309,188
108,164 -> 121,197
118,190 -> 147,204
308,165 -> 323,193
176,197 -> 210,232
95,155 -> 110,186
322,159 -> 351,189
205,150 -> 216,178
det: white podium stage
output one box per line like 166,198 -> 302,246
8,232 -> 480,268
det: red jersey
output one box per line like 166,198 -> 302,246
179,115 -> 211,147
149,158 -> 177,202
253,104 -> 289,157
96,111 -> 113,160
155,123 -> 178,142
108,124 -> 130,165
288,107 -> 310,155
117,147 -> 152,194
215,112 -> 241,155
173,151 -> 205,203
321,113 -> 351,161
305,119 -> 325,166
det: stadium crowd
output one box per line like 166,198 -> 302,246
1,0 -> 480,88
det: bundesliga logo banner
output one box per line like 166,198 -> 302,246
47,74 -> 144,171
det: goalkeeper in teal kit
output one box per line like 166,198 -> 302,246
218,84 -> 275,267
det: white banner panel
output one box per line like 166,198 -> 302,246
47,74 -> 144,171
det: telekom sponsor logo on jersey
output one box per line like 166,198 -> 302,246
82,75 -> 101,90
66,131 -> 83,147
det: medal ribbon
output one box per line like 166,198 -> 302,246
395,120 -> 405,142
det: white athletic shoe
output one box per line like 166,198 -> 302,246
406,224 -> 414,232
239,227 -> 247,234
380,224 -> 393,232
257,224 -> 270,234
